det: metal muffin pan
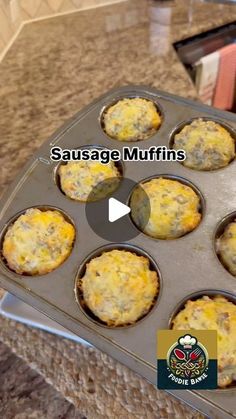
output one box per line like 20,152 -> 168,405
0,85 -> 236,418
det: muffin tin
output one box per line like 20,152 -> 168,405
0,85 -> 236,418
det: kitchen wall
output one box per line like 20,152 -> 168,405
0,0 -> 124,59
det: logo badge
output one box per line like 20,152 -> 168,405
157,330 -> 217,389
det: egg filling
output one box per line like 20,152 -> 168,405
58,160 -> 120,201
172,295 -> 236,388
78,249 -> 159,326
217,221 -> 236,276
130,178 -> 201,239
103,98 -> 161,142
2,208 -> 75,275
173,118 -> 235,171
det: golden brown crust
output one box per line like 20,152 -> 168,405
173,118 -> 235,171
103,98 -> 161,142
2,208 -> 75,275
216,221 -> 236,276
59,160 -> 120,202
130,178 -> 201,239
172,295 -> 236,388
78,249 -> 159,326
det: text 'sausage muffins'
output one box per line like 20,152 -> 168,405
216,220 -> 236,276
172,295 -> 236,388
102,98 -> 161,142
58,160 -> 121,202
78,249 -> 159,326
130,178 -> 202,239
2,208 -> 75,275
173,118 -> 235,171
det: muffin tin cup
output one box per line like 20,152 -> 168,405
169,116 -> 236,172
54,144 -> 124,201
168,288 -> 236,328
128,173 -> 205,240
168,289 -> 236,391
214,211 -> 236,276
74,243 -> 162,329
100,94 -> 164,143
0,205 -> 76,276
0,85 -> 236,419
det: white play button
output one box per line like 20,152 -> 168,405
86,176 -> 150,242
108,197 -> 130,223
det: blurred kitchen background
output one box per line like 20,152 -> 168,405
0,0 -> 123,56
0,0 -> 235,112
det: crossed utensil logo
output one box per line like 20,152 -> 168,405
167,334 -> 208,378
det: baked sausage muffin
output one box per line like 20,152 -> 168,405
130,178 -> 201,239
58,161 -> 120,202
2,208 -> 75,275
172,295 -> 236,388
216,220 -> 236,276
78,249 -> 159,326
103,98 -> 161,142
173,118 -> 235,171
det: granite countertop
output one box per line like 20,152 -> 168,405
0,0 -> 235,193
0,2 -> 235,417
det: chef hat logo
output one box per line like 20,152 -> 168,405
178,334 -> 197,349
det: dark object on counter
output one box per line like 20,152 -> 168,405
174,21 -> 236,82
204,0 -> 236,4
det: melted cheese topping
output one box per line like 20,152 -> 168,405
173,118 -> 235,171
59,161 -> 120,202
79,249 -> 159,326
103,98 -> 161,142
3,208 -> 75,275
130,178 -> 201,239
217,221 -> 236,276
172,296 -> 236,388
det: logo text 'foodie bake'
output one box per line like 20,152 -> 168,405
157,330 -> 217,389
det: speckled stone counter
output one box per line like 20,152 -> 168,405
0,1 -> 236,418
1,0 -> 235,192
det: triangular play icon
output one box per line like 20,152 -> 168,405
108,197 -> 131,223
